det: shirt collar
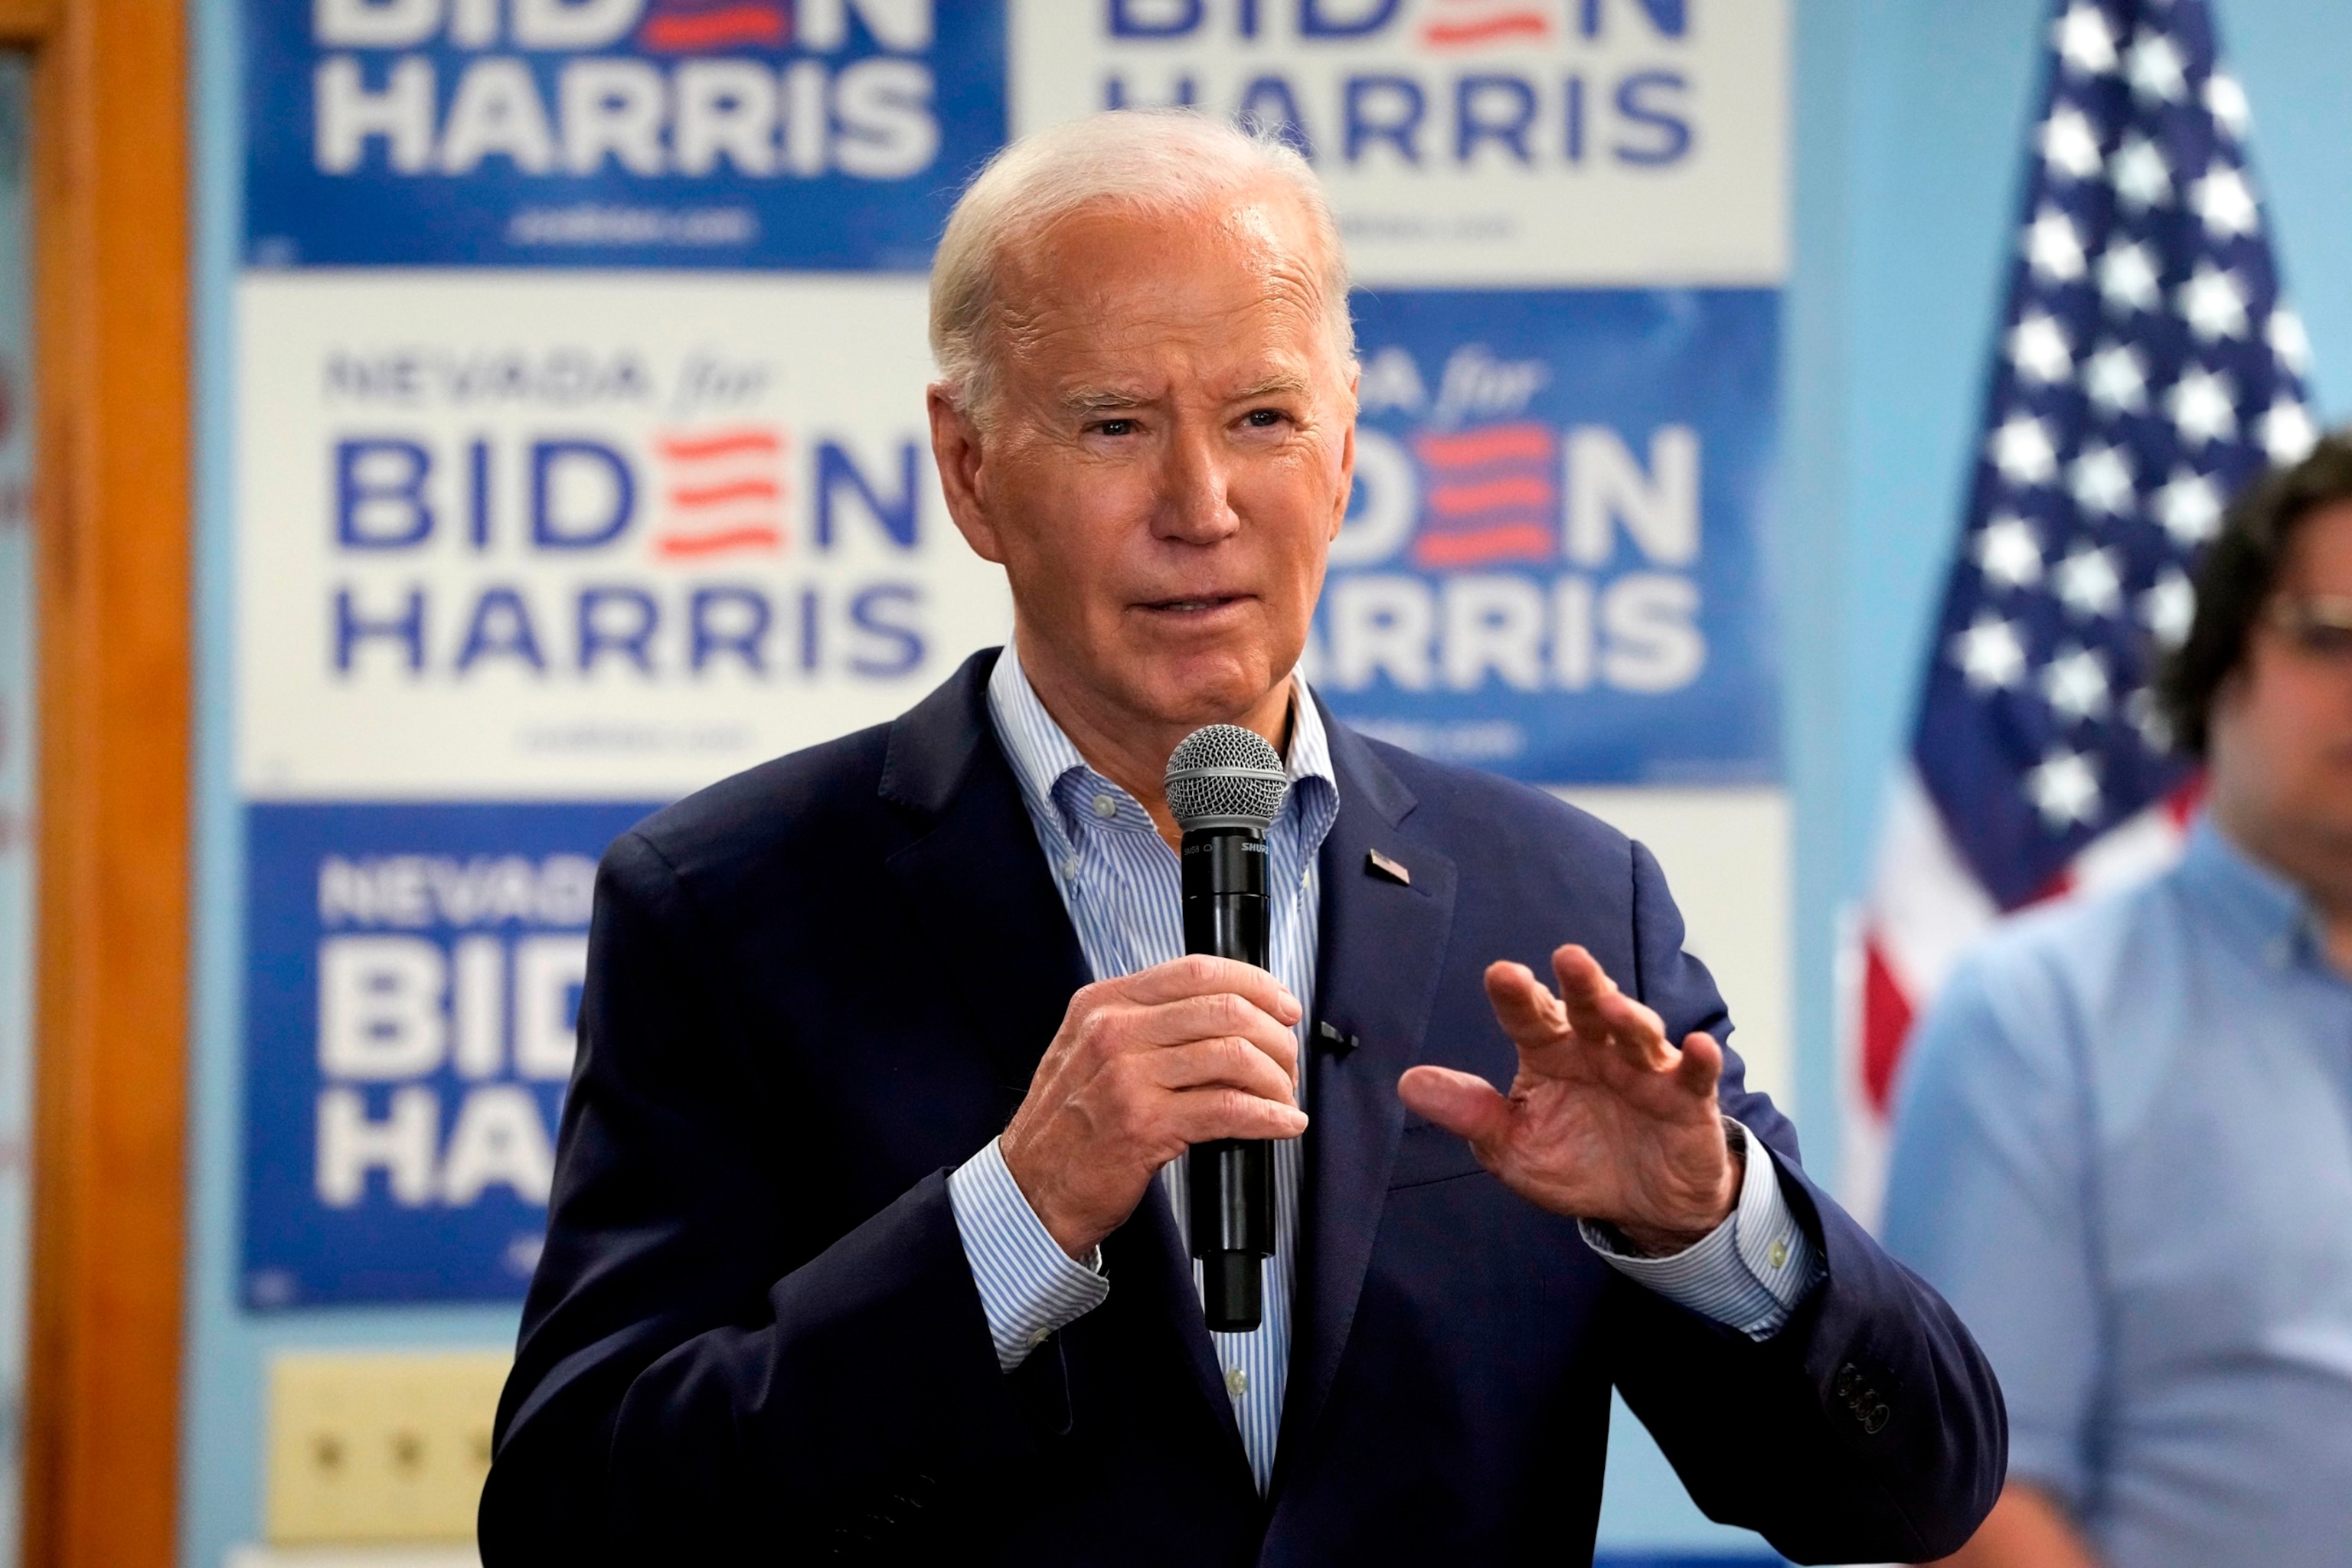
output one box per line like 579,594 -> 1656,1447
2177,814 -> 2330,972
985,643 -> 1339,843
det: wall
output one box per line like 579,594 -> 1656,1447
176,2 -> 2352,1563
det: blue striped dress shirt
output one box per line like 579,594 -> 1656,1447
949,646 -> 1821,1492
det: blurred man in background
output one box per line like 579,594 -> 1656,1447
1884,433 -> 2352,1568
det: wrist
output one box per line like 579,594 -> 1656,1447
998,1132 -> 1096,1261
1616,1120 -> 1744,1256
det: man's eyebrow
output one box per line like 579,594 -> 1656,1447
1059,385 -> 1155,416
1227,371 -> 1314,401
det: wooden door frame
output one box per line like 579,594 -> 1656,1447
3,1 -> 191,1566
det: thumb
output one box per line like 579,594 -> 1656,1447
1398,1065 -> 1512,1148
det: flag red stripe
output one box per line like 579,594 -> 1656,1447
1861,936 -> 1915,1116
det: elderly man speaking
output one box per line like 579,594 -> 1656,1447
482,113 -> 2004,1566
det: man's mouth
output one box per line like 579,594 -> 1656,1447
1141,595 -> 1249,614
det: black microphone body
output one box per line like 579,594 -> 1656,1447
1164,722 -> 1291,1334
1181,824 -> 1274,1332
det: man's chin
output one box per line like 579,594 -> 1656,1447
1119,652 -> 1289,730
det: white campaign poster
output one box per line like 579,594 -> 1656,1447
237,273 -> 1011,801
1011,0 -> 1786,288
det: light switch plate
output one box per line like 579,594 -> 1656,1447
265,1351 -> 511,1545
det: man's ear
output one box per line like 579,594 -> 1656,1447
1328,368 -> 1360,544
928,384 -> 1004,564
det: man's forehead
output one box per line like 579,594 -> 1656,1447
1053,358 -> 1319,412
1001,191 -> 1325,312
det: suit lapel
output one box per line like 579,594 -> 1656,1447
880,652 -> 1090,1100
1274,710 -> 1457,1491
879,652 -> 1247,1467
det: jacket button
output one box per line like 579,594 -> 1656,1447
1834,1364 -> 1861,1399
1862,1403 -> 1890,1435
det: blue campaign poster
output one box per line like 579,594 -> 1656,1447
242,799 -> 659,1306
1312,287 -> 1781,785
245,0 -> 1006,270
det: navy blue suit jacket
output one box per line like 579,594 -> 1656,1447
482,651 -> 2004,1565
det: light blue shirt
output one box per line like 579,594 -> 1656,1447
951,646 -> 1818,1493
1885,819 -> 2352,1568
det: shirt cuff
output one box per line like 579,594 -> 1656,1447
946,1136 -> 1111,1371
1577,1119 -> 1824,1341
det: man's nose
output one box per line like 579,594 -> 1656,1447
1152,424 -> 1241,545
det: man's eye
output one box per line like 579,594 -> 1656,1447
1093,418 -> 1136,437
1243,408 -> 1287,428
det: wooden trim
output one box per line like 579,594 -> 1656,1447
22,0 -> 191,1563
0,0 -> 58,45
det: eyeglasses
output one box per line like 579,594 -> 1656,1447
2263,594 -> 2352,666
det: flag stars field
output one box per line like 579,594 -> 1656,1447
2069,443 -> 2135,514
1953,615 -> 2030,694
1991,413 -> 2060,486
2167,366 -> 2239,446
2010,311 -> 2075,384
1975,516 -> 2045,590
2027,206 -> 2089,283
2096,240 -> 2161,315
2084,341 -> 2149,414
2178,262 -> 2249,340
2109,135 -> 2171,210
2041,645 -> 2113,726
2053,544 -> 2124,621
2040,106 -> 2104,180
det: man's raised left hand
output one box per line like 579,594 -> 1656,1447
1396,943 -> 1739,1254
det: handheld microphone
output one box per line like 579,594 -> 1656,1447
1165,724 -> 1289,1333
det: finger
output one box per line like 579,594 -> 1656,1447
1550,945 -> 1672,1071
1151,1034 -> 1302,1107
1122,992 -> 1301,1080
1163,1086 -> 1310,1145
1481,960 -> 1568,1048
1396,1065 -> 1512,1149
1119,953 -> 1302,1025
1674,1030 -> 1725,1102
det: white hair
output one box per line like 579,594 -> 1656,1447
929,109 -> 1355,421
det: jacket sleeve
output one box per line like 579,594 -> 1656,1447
1605,841 -> 2008,1565
478,829 -> 1034,1565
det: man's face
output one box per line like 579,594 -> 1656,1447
929,189 -> 1355,737
2210,501 -> 2352,853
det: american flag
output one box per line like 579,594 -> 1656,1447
1844,0 -> 2317,1214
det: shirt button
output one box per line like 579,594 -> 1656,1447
1061,854 -> 1081,877
1027,1330 -> 1048,1348
1767,1239 -> 1788,1270
1092,792 -> 1119,818
1224,1366 -> 1249,1400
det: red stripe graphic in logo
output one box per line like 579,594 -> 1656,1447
639,0 -> 788,53
1411,420 -> 1558,568
1419,0 -> 1552,49
650,426 -> 788,560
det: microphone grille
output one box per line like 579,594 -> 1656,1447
1165,724 -> 1289,831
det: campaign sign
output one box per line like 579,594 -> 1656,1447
1011,0 -> 1787,289
245,0 -> 1004,270
1308,287 -> 1779,783
237,273 -> 1011,800
243,800 -> 656,1306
